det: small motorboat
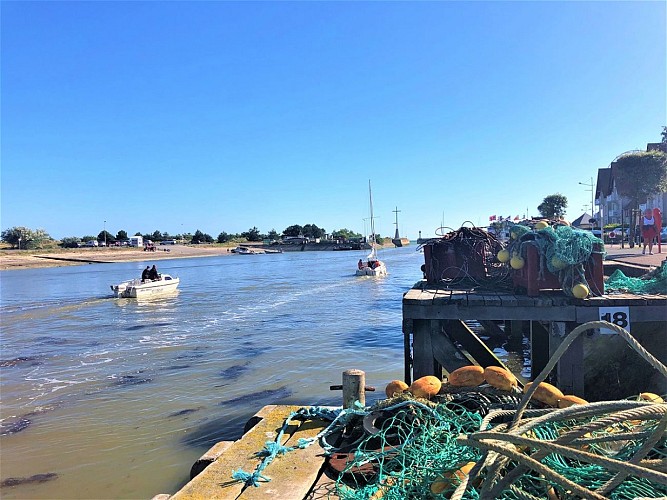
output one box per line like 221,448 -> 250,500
111,274 -> 180,298
233,246 -> 265,255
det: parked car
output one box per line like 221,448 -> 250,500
160,239 -> 176,245
85,240 -> 98,247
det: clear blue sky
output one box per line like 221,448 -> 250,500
2,1 -> 665,240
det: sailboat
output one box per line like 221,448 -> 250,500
356,180 -> 388,277
391,206 -> 410,247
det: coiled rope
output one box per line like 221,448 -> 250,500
451,320 -> 667,500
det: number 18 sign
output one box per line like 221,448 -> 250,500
598,307 -> 630,334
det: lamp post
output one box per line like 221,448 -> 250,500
578,177 -> 595,217
18,237 -> 21,250
104,220 -> 107,247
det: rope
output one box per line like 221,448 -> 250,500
462,320 -> 667,499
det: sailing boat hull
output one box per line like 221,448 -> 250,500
392,237 -> 410,247
356,263 -> 388,277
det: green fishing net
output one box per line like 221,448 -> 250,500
505,223 -> 605,297
605,260 -> 667,295
321,395 -> 667,500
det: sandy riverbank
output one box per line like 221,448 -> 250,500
0,244 -> 237,271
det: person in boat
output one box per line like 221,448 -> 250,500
141,266 -> 150,282
358,259 -> 364,270
148,265 -> 159,281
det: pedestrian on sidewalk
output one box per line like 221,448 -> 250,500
640,208 -> 658,255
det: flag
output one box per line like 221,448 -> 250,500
489,215 -> 496,221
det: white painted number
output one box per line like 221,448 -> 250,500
598,307 -> 630,334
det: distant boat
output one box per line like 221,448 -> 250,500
391,206 -> 410,247
356,180 -> 388,277
233,246 -> 265,255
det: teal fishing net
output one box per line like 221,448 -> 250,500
605,260 -> 667,295
324,395 -> 667,500
506,223 -> 605,297
232,393 -> 667,499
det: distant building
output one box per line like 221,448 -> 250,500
571,213 -> 595,229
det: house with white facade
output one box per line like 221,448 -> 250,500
595,142 -> 667,228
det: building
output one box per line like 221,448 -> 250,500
595,142 -> 666,228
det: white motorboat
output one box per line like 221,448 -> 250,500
355,180 -> 388,277
233,246 -> 265,255
111,274 -> 180,298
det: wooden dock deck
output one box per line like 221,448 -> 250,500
157,405 -> 336,500
402,281 -> 667,399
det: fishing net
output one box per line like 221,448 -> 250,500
605,260 -> 667,295
419,225 -> 511,291
231,322 -> 667,499
506,223 -> 605,297
323,396 -> 667,500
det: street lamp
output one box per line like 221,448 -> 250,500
578,177 -> 594,217
104,220 -> 107,247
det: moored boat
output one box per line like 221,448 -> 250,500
233,246 -> 265,255
110,274 -> 180,298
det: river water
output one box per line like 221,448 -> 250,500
0,247 -> 524,499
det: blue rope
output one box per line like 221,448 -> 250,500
231,400 -> 446,488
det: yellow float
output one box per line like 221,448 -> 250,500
572,283 -> 589,299
510,255 -> 525,270
497,249 -> 510,263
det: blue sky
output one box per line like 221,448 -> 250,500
2,1 -> 665,240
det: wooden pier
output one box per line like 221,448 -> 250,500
402,281 -> 667,400
154,405 -> 336,500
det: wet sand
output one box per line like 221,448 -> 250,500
0,244 -> 236,271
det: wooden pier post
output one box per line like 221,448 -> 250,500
342,369 -> 365,408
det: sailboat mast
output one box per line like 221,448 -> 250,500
368,180 -> 375,244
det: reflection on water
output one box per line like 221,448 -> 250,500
0,248 -> 525,499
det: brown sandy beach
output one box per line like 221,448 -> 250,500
0,244 -> 237,271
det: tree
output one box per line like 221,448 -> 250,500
282,225 -> 303,237
613,150 -> 667,209
1,226 -> 51,249
217,232 -> 231,243
98,230 -> 114,244
302,224 -> 325,239
191,230 -> 207,243
241,227 -> 261,242
613,150 -> 667,245
332,228 -> 362,240
537,194 -> 568,218
151,230 -> 163,242
60,237 -> 81,248
267,229 -> 280,241
661,126 -> 667,144
2,227 -> 29,248
116,230 -> 128,241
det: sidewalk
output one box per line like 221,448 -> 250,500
604,243 -> 666,269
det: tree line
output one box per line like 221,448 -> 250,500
1,223 -> 365,250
